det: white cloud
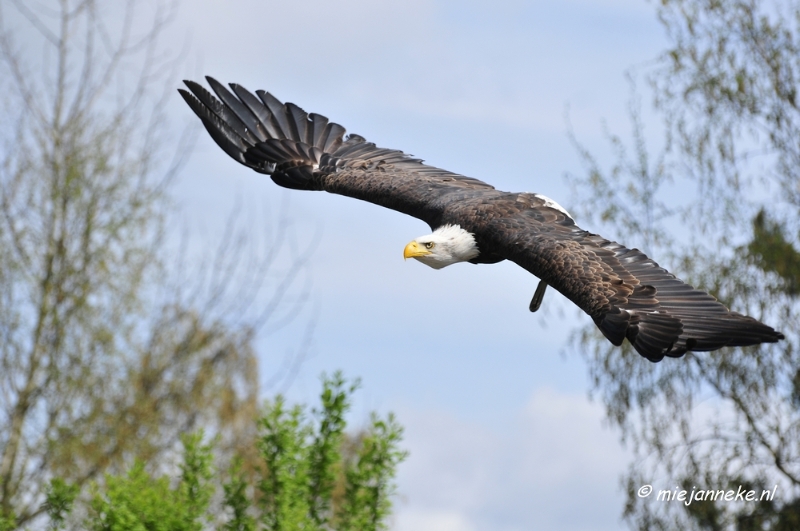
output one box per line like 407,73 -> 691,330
394,388 -> 627,531
395,509 -> 480,531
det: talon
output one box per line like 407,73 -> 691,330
529,280 -> 548,312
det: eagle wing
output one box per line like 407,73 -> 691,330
179,77 -> 496,229
466,194 -> 784,361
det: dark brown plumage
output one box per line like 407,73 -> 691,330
179,77 -> 784,362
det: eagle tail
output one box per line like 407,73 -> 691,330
596,307 -> 784,362
674,313 -> 785,354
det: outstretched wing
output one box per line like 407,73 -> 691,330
470,194 -> 784,362
180,78 -> 784,361
179,77 -> 496,229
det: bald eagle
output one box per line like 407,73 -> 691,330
179,78 -> 784,362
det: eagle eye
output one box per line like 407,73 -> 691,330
425,242 -> 435,250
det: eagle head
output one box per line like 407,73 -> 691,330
403,224 -> 480,269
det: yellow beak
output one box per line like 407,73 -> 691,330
403,240 -> 431,259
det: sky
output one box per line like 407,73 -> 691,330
166,1 -> 669,529
16,0 -> 668,529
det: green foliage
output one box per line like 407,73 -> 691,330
44,478 -> 79,530
258,397 -> 314,530
89,433 -> 215,531
256,372 -> 356,530
90,462 -> 196,531
39,373 -> 405,531
339,414 -> 407,531
747,209 -> 800,296
0,513 -> 16,531
309,374 -> 356,525
222,459 -> 256,531
257,372 -> 407,531
179,432 -> 216,526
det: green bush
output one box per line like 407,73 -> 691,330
33,372 -> 406,531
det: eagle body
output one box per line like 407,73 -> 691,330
180,77 -> 784,362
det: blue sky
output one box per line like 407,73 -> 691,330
170,1 -> 667,529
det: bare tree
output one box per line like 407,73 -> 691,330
0,1 -> 312,526
567,1 -> 800,529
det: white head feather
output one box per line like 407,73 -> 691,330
404,224 -> 480,269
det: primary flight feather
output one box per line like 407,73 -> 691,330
179,77 -> 784,362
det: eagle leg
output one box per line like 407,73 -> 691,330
529,280 -> 548,313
